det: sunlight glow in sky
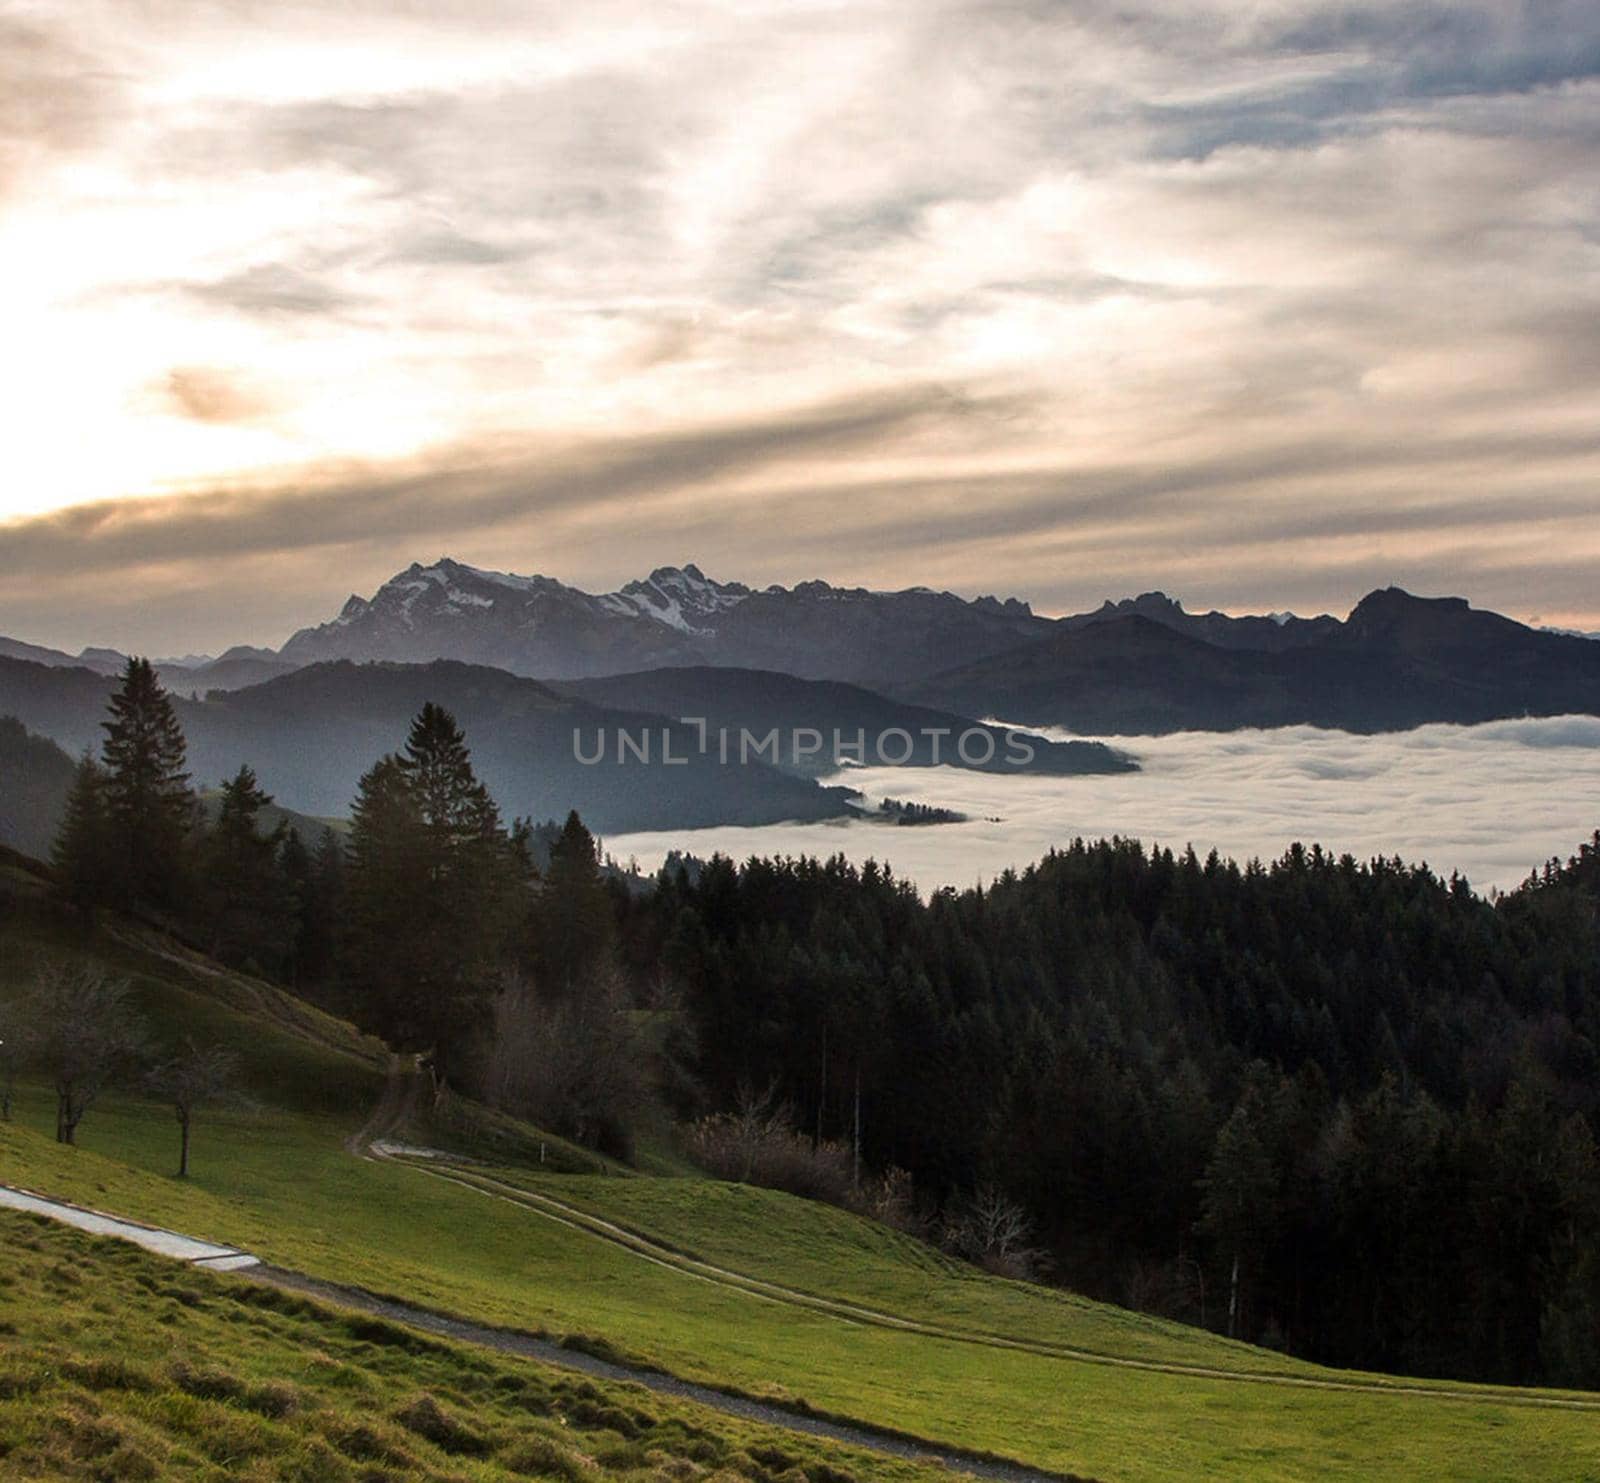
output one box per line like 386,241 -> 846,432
4,1 -> 1600,649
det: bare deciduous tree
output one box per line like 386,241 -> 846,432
940,1185 -> 1048,1280
728,1078 -> 788,1182
146,1039 -> 239,1177
12,961 -> 149,1144
0,1029 -> 17,1121
483,966 -> 647,1157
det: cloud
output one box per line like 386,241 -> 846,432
0,382 -> 1003,629
161,366 -> 275,423
185,263 -> 364,318
607,716 -> 1600,896
6,0 -> 1600,645
0,17 -> 124,194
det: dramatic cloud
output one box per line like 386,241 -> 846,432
608,716 -> 1600,896
4,0 -> 1600,648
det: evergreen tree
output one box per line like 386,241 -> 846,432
1190,1094 -> 1276,1337
278,826 -> 313,983
99,657 -> 194,909
345,754 -> 426,1040
51,753 -> 114,908
530,810 -> 616,996
344,707 -> 522,1070
201,765 -> 290,971
302,826 -> 348,988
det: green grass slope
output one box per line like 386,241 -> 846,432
2,880 -> 1599,1482
0,1210 -> 943,1483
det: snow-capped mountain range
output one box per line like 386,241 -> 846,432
279,558 -> 1047,684
8,559 -> 1600,721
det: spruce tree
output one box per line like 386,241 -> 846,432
52,752 -> 114,908
531,810 -> 616,997
100,657 -> 194,909
301,825 -> 348,988
202,764 -> 289,970
345,706 -> 521,1068
346,754 -> 424,1038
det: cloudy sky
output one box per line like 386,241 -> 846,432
4,0 -> 1600,652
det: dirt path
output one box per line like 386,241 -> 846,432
250,1263 -> 1088,1483
372,1150 -> 1600,1414
343,1054 -> 423,1156
103,922 -> 387,1071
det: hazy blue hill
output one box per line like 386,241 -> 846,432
0,656 -> 853,834
0,717 -> 77,858
549,665 -> 1137,775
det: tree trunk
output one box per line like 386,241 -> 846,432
815,1022 -> 826,1151
178,1111 -> 191,1178
1228,1250 -> 1241,1338
852,1064 -> 861,1192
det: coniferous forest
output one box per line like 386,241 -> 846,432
39,658 -> 1600,1391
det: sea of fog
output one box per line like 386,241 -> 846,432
606,715 -> 1600,896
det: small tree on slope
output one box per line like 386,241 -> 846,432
13,961 -> 149,1144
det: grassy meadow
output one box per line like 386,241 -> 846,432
2,876 -> 1599,1482
0,1209 -> 945,1483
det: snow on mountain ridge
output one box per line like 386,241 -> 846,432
277,556 -> 1055,679
342,558 -> 753,640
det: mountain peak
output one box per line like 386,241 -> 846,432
1094,591 -> 1186,620
974,594 -> 1034,618
1346,587 -> 1469,630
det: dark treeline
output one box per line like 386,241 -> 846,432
47,658 -> 643,1158
621,837 -> 1600,1389
43,657 -> 1600,1388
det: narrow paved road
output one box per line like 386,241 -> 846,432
0,1184 -> 259,1271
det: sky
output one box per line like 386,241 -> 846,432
608,714 -> 1600,895
3,0 -> 1600,652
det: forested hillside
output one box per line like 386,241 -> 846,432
24,652 -> 1600,1393
627,835 -> 1600,1387
0,718 -> 76,858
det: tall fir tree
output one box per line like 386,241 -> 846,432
344,706 -> 522,1069
302,826 -> 349,989
202,764 -> 290,971
99,657 -> 194,910
530,809 -> 616,996
51,752 -> 115,908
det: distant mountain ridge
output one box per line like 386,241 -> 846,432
8,562 -> 1600,738
1059,591 -> 1342,652
904,588 -> 1600,734
0,635 -> 292,694
0,635 -> 126,675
